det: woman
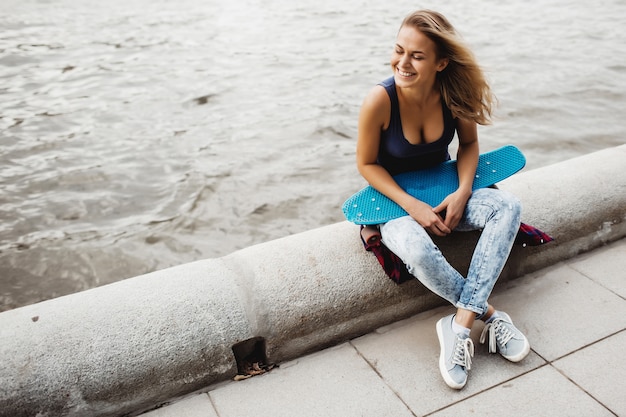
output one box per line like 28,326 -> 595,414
356,10 -> 530,390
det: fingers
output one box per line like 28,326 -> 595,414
428,216 -> 451,236
432,201 -> 446,214
407,199 -> 452,236
435,194 -> 466,231
431,204 -> 451,235
443,211 -> 461,230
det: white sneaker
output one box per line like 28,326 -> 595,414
480,312 -> 530,362
436,314 -> 474,389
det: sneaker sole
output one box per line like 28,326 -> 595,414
493,313 -> 532,363
436,318 -> 467,390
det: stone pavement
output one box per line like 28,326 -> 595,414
140,239 -> 626,417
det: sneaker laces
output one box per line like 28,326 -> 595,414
480,318 -> 514,354
452,336 -> 475,370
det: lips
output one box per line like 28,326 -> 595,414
396,68 -> 415,77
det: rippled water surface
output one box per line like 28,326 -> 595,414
1,0 -> 625,310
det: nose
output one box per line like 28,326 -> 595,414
399,53 -> 411,67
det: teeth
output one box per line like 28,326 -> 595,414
398,69 -> 414,77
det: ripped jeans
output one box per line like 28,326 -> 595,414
380,188 -> 521,316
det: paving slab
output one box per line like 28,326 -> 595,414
553,330 -> 626,416
568,239 -> 626,298
487,260 -> 626,361
209,342 -> 414,417
351,306 -> 546,417
428,365 -> 615,417
140,393 -> 217,417
138,239 -> 626,417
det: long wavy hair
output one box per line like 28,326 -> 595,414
401,10 -> 495,125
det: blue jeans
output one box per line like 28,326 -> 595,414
380,188 -> 521,316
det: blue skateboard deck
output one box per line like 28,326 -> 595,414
343,145 -> 526,225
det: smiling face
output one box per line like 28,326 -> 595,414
391,25 -> 448,89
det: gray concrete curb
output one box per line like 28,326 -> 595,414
1,145 -> 625,417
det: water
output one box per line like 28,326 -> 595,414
1,0 -> 625,311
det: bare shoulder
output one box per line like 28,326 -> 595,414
360,84 -> 391,129
362,84 -> 390,110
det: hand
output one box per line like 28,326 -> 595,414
405,198 -> 451,237
433,188 -> 472,231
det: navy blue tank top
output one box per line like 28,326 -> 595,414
377,77 -> 456,176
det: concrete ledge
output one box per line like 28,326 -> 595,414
1,145 -> 625,417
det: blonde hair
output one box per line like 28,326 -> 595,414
401,10 -> 495,125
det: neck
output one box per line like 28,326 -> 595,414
397,82 -> 440,106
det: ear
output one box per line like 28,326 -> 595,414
437,58 -> 449,72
